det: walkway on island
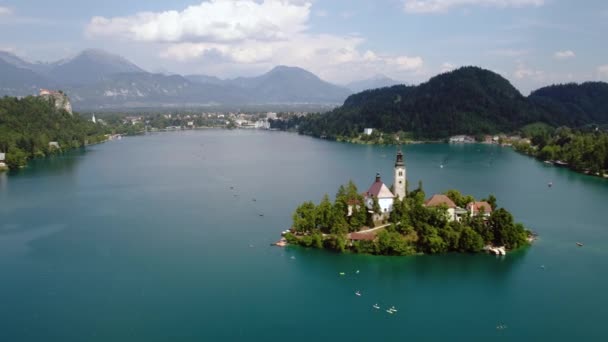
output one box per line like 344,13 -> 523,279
346,223 -> 393,241
357,223 -> 392,234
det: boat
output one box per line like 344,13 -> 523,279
389,306 -> 398,312
548,181 -> 553,187
356,270 -> 360,274
290,256 -> 296,260
576,242 -> 583,247
355,291 -> 361,296
339,272 -> 345,276
386,309 -> 394,314
440,164 -> 444,169
274,239 -> 287,247
373,304 -> 380,309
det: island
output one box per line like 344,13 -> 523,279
278,150 -> 532,256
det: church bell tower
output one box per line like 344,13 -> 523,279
394,148 -> 406,200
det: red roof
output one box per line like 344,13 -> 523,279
366,175 -> 394,199
424,194 -> 457,208
467,201 -> 492,213
366,180 -> 383,197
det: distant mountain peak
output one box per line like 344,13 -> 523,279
346,74 -> 401,93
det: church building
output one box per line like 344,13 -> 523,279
364,150 -> 407,217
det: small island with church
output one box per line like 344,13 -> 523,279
278,150 -> 533,256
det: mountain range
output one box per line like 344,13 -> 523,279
0,49 -> 389,110
345,74 -> 401,93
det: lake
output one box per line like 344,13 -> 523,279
1,129 -> 607,341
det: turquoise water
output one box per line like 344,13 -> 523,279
1,129 -> 607,340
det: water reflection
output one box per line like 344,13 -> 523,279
7,148 -> 88,178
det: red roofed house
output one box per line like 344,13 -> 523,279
467,201 -> 492,218
424,194 -> 459,222
348,231 -> 377,242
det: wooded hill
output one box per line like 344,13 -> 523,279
0,96 -> 106,169
293,67 -> 608,139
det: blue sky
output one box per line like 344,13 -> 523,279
0,0 -> 607,93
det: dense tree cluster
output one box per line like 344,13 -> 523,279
514,126 -> 608,175
274,68 -> 608,141
0,95 -> 108,169
286,183 -> 530,256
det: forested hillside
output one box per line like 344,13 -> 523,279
0,96 -> 106,169
528,82 -> 608,126
291,67 -> 608,140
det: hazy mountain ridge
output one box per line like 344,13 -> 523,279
345,74 -> 402,93
0,50 -> 357,109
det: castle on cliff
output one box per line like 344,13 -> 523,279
39,89 -> 73,114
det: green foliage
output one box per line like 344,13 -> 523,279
277,70 -> 608,143
490,208 -> 528,249
514,128 -> 608,175
293,67 -> 546,140
458,226 -> 484,252
0,95 -> 109,170
445,189 -> 475,208
292,201 -> 317,233
289,180 -> 529,256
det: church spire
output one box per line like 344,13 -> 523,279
393,147 -> 406,200
395,147 -> 404,167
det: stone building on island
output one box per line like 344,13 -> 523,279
363,149 -> 407,219
361,149 -> 492,223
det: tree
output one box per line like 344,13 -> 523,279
315,194 -> 333,232
485,195 -> 497,210
372,196 -> 381,215
445,189 -> 475,208
490,208 -> 527,249
5,148 -> 28,168
458,226 -> 484,252
292,201 -> 317,233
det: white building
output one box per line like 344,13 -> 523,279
363,128 -> 374,135
363,149 -> 408,218
424,194 -> 458,221
467,201 -> 493,218
91,114 -> 96,124
393,150 -> 406,200
0,152 -> 6,168
255,119 -> 270,129
365,173 -> 395,215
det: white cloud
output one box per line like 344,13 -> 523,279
514,63 -> 543,80
86,0 -> 311,43
598,65 -> 608,79
403,0 -> 544,13
393,56 -> 424,70
0,6 -> 13,16
160,34 -> 424,82
86,0 -> 424,83
553,50 -> 575,60
440,62 -> 455,72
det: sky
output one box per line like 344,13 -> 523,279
0,0 -> 607,93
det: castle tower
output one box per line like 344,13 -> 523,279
394,148 -> 406,200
